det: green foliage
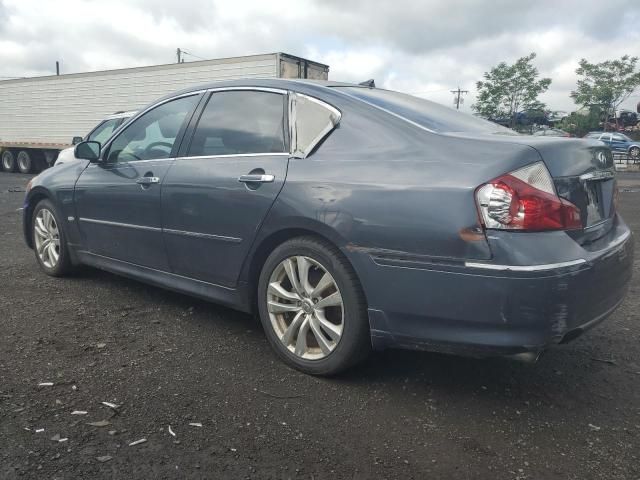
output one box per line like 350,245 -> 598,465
473,53 -> 551,128
559,108 -> 601,137
571,55 -> 640,130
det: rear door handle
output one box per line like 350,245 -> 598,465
238,174 -> 275,183
136,176 -> 160,185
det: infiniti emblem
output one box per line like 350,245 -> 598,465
596,151 -> 608,168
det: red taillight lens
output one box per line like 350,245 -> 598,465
476,162 -> 582,231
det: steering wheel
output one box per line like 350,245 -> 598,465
144,142 -> 173,155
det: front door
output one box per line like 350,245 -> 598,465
161,89 -> 290,287
74,94 -> 201,270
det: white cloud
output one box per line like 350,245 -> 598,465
1,0 -> 639,112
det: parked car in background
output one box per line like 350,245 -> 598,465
22,79 -> 633,375
584,131 -> 640,160
55,111 -> 135,166
532,128 -> 571,137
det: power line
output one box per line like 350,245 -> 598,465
451,87 -> 468,110
176,48 -> 206,63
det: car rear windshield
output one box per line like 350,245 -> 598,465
334,86 -> 516,135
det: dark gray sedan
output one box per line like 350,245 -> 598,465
23,79 -> 633,375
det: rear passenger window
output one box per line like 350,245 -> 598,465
188,91 -> 286,157
292,93 -> 341,157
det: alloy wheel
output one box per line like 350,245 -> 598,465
266,256 -> 344,360
34,209 -> 61,269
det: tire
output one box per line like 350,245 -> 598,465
2,150 -> 16,172
31,199 -> 74,277
257,236 -> 370,375
629,146 -> 640,162
17,150 -> 33,174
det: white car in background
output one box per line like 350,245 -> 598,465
55,110 -> 136,166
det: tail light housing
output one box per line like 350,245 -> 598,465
476,162 -> 582,231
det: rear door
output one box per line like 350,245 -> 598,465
161,89 -> 290,287
74,94 -> 201,270
610,133 -> 628,152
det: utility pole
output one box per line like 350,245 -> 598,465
55,61 -> 60,76
451,86 -> 468,110
176,48 -> 182,64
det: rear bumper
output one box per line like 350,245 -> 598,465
361,220 -> 634,357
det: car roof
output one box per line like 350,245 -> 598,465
104,110 -> 137,120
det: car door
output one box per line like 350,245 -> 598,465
74,93 -> 202,270
610,133 -> 628,152
161,89 -> 290,287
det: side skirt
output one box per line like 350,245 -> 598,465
75,250 -> 251,313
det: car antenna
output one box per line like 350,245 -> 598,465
358,79 -> 376,88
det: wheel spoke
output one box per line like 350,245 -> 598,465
294,316 -> 310,356
310,273 -> 333,298
267,300 -> 301,314
48,243 -> 59,263
314,311 -> 342,341
314,291 -> 342,310
296,256 -> 313,294
36,217 -> 47,236
268,282 -> 300,302
37,238 -> 50,255
283,258 -> 303,295
309,315 -> 333,355
281,311 -> 305,345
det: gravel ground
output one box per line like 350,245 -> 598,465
1,171 -> 639,479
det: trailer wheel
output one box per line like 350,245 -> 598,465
2,150 -> 17,172
17,150 -> 34,174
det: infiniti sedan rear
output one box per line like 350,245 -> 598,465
22,79 -> 633,375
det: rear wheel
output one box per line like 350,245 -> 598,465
629,146 -> 640,162
32,199 -> 74,277
257,237 -> 370,375
17,150 -> 34,173
2,150 -> 16,172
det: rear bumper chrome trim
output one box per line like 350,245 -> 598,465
464,259 -> 586,272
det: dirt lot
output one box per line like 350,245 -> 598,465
1,171 -> 639,479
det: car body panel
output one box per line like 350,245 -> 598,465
22,79 -> 634,361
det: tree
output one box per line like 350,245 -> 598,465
473,53 -> 551,128
571,55 -> 640,131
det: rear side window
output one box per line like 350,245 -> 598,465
335,86 -> 515,135
188,91 -> 286,157
292,93 -> 341,157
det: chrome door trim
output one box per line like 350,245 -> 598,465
238,174 -> 275,183
79,218 -> 162,232
464,259 -> 586,272
163,228 -> 242,243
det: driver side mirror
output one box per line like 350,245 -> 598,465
72,136 -> 84,145
74,141 -> 101,162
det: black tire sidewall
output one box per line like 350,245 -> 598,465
2,150 -> 16,172
17,151 -> 32,174
32,199 -> 71,277
257,237 -> 370,375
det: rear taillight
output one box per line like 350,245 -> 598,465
476,162 -> 582,231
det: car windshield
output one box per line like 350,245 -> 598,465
334,86 -> 517,135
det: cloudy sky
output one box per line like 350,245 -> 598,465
1,0 -> 639,113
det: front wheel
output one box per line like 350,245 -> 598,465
629,146 -> 640,162
32,199 -> 74,277
257,237 -> 370,375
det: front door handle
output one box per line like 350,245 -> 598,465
136,176 -> 160,185
238,174 -> 275,183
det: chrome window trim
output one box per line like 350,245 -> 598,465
332,89 -> 438,134
290,92 -> 342,159
206,86 -> 288,95
176,153 -> 289,161
465,258 -> 586,272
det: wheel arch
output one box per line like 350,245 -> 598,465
242,222 -> 366,314
24,187 -> 55,249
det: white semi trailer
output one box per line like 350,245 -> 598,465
0,52 -> 329,173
